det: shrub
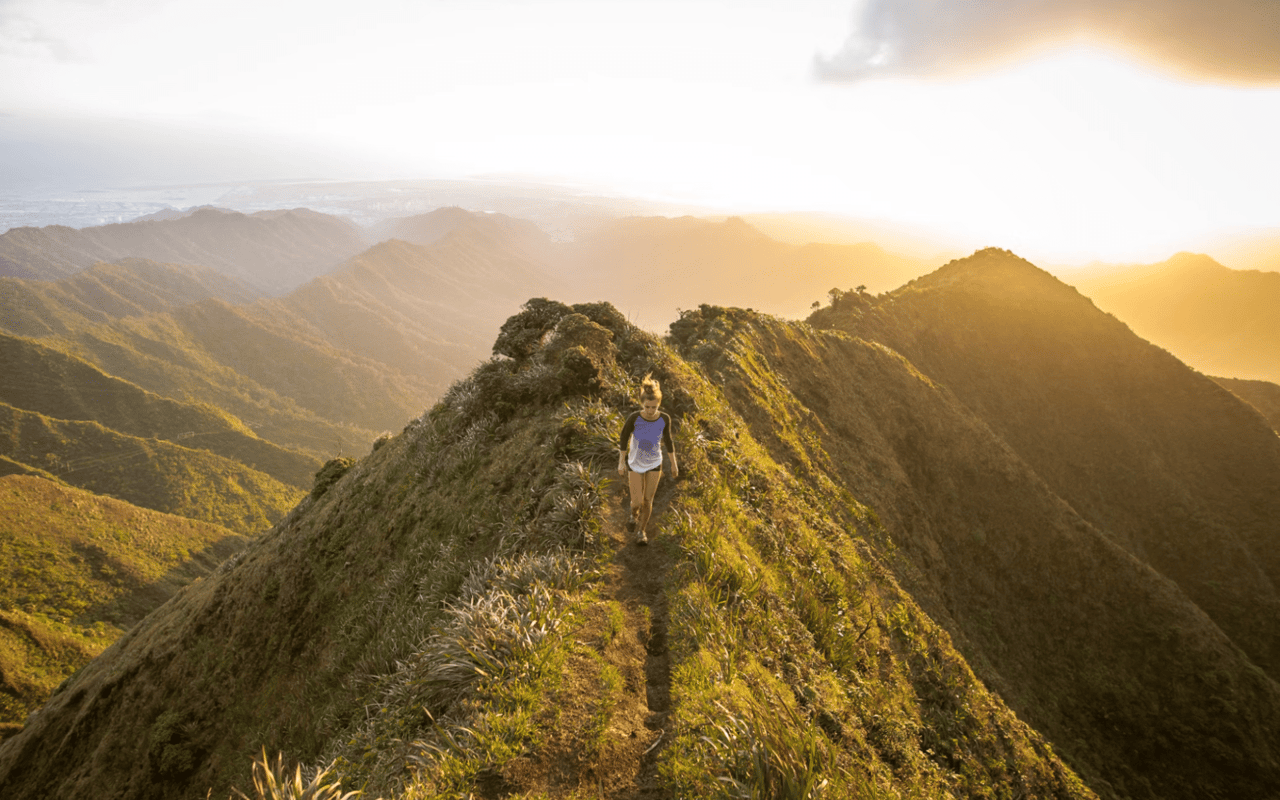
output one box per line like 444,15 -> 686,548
311,457 -> 355,500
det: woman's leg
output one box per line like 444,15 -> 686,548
638,469 -> 662,534
627,469 -> 645,529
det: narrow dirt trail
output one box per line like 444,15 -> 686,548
598,472 -> 678,800
494,471 -> 679,799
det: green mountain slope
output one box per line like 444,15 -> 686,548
2,287 -> 1277,799
0,208 -> 365,293
684,301 -> 1280,799
0,215 -> 568,457
0,402 -> 302,534
0,258 -> 262,337
0,333 -> 319,488
165,297 -> 435,434
261,228 -> 563,386
812,249 -> 1280,680
0,475 -> 248,734
1076,252 -> 1280,383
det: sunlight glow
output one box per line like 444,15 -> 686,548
1,1 -> 1277,264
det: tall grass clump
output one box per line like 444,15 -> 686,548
697,696 -> 842,799
232,749 -> 359,800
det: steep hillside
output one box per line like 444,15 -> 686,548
165,298 -> 436,434
275,228 -> 564,381
1076,252 -> 1280,383
0,208 -> 365,293
0,402 -> 302,534
2,293 -> 1277,799
810,249 -> 1280,681
0,475 -> 247,735
0,259 -> 261,336
1215,376 -> 1280,433
0,300 -> 1100,800
674,303 -> 1280,800
0,301 -> 388,459
0,333 -> 319,488
563,215 -> 930,328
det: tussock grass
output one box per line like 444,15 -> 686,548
231,749 -> 358,800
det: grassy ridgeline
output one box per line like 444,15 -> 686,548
0,301 -> 1097,800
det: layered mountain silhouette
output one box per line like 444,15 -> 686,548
0,212 -> 564,457
1076,252 -> 1280,384
1,249 -> 1276,799
0,208 -> 365,294
559,215 -> 931,329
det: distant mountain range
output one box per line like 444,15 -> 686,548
559,214 -> 933,329
0,207 -> 365,294
1075,252 -> 1280,384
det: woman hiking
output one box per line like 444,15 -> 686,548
617,374 -> 678,545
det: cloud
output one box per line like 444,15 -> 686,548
816,0 -> 1280,84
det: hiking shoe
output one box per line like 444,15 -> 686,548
635,529 -> 648,546
627,516 -> 637,533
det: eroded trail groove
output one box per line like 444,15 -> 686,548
602,473 -> 676,800
491,470 -> 679,799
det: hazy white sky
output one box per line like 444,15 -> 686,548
2,0 -> 1278,262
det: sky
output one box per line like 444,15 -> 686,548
1,0 -> 1278,264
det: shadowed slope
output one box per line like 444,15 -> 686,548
813,249 -> 1280,681
1215,376 -> 1280,433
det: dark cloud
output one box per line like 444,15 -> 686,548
817,0 -> 1280,84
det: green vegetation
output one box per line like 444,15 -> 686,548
0,474 -> 247,731
5,280 -> 1280,800
0,332 -> 321,488
0,402 -> 303,533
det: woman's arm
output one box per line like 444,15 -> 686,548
663,412 -> 678,477
618,412 -> 638,476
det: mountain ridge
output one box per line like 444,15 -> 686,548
813,249 -> 1280,677
2,260 -> 1278,798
